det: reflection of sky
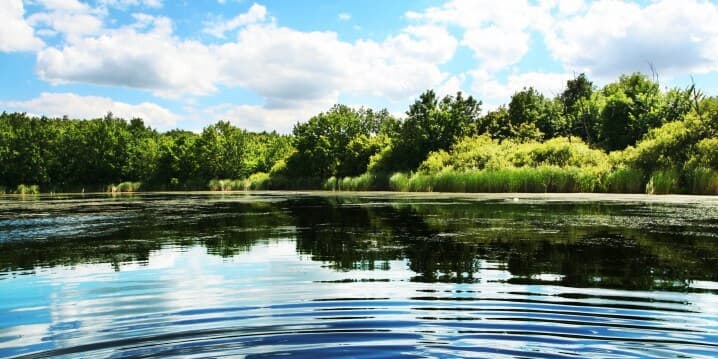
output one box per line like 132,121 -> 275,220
1,240 -> 420,355
2,236 -> 718,357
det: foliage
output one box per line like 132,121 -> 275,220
109,181 -> 142,193
282,105 -> 395,179
383,90 -> 481,171
390,166 -> 607,193
15,184 -> 40,195
1,73 -> 716,195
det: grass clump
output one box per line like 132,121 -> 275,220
646,169 -> 681,194
208,173 -> 272,191
324,173 -> 381,191
688,167 -> 718,195
108,181 -> 142,193
604,167 -> 645,193
393,166 -> 608,193
243,172 -> 271,190
208,179 -> 241,191
16,184 -> 40,194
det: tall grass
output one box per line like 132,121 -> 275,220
605,168 -> 645,193
16,184 -> 40,195
688,167 -> 718,195
208,173 -> 273,191
244,172 -> 271,190
390,166 -> 608,193
645,169 -> 681,194
108,181 -> 142,193
208,179 -> 242,191
324,173 -> 381,191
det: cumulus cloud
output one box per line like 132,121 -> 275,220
2,92 -> 179,129
0,0 -> 44,52
407,0 -> 551,72
36,15 -> 219,97
338,13 -> 351,21
97,0 -> 163,9
203,95 -> 337,133
203,3 -> 267,38
436,75 -> 466,99
471,71 -> 571,109
29,0 -> 459,131
28,0 -> 104,41
36,6 -> 456,113
545,0 -> 718,78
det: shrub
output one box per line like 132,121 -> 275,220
244,172 -> 271,190
16,184 -> 40,195
389,172 -> 410,191
109,181 -> 142,193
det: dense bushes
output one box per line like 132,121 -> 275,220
1,72 -> 716,195
0,113 -> 292,192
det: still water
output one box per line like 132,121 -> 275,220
1,192 -> 718,358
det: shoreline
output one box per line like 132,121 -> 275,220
2,190 -> 717,203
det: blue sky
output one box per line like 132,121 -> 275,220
1,0 -> 718,132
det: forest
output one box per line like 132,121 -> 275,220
1,72 -> 717,194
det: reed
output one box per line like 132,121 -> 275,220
391,166 -> 609,193
646,169 -> 681,194
605,167 -> 645,193
688,167 -> 718,195
243,172 -> 271,190
109,181 -> 142,193
16,184 -> 40,195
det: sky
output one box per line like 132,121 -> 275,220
1,0 -> 718,133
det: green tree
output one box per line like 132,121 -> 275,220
508,87 -> 565,139
560,73 -> 596,142
389,90 -> 481,171
598,73 -> 662,150
195,121 -> 248,179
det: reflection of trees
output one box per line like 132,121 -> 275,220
403,201 -> 718,290
289,196 -> 484,282
290,197 -> 718,290
290,197 -> 403,271
0,197 -> 292,273
2,195 -> 718,292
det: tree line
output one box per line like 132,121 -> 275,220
1,72 -> 717,194
0,114 -> 292,192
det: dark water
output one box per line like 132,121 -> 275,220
1,192 -> 718,358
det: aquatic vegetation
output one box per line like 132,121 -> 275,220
15,184 -> 40,195
108,181 -> 142,193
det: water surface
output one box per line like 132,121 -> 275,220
1,192 -> 718,358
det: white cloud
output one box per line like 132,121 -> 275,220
471,71 -> 570,110
2,92 -> 179,129
34,10 -> 455,120
203,96 -> 336,133
0,0 -> 44,52
545,0 -> 718,78
216,22 -> 455,106
31,2 -> 457,131
203,3 -> 268,38
36,15 -> 220,97
436,75 -> 466,98
461,26 -> 530,72
97,0 -> 163,9
406,0 -> 551,72
28,0 -> 104,41
338,13 -> 351,21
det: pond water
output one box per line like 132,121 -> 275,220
1,192 -> 718,358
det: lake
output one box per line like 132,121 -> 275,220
1,192 -> 718,358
